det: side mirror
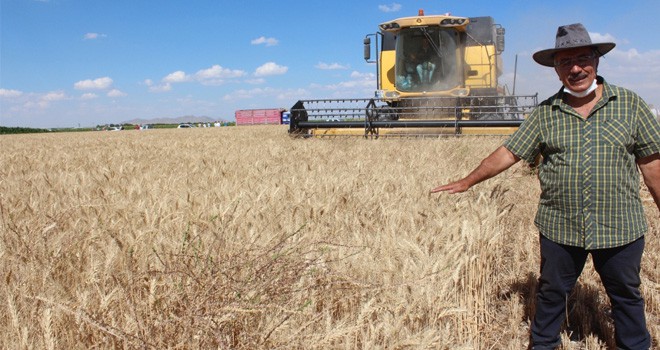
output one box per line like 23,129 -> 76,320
363,37 -> 371,61
496,27 -> 505,54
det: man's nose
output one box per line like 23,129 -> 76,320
569,64 -> 583,73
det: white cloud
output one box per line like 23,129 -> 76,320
81,93 -> 98,100
379,3 -> 401,12
350,71 -> 376,80
74,76 -> 113,90
223,87 -> 276,100
251,36 -> 279,46
223,87 -> 308,101
589,32 -> 617,45
605,48 -> 660,70
144,78 -> 171,92
84,33 -> 107,40
307,71 -> 377,98
148,65 -> 247,92
316,62 -> 350,70
194,65 -> 246,85
1,90 -> 68,113
163,71 -> 191,83
107,89 -> 127,97
245,78 -> 266,85
42,91 -> 67,102
24,90 -> 69,109
0,88 -> 23,98
150,83 -> 172,93
275,88 -> 309,101
254,62 -> 288,77
595,47 -> 660,104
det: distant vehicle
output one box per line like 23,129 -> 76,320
107,126 -> 121,131
177,123 -> 194,128
235,108 -> 288,126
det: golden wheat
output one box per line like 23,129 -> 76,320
0,126 -> 657,349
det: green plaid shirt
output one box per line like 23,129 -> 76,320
504,77 -> 660,249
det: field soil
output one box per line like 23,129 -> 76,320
0,126 -> 658,349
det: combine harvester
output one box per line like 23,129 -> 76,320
289,10 -> 538,138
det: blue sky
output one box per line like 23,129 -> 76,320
2,0 -> 660,128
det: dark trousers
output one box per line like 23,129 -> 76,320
530,235 -> 650,350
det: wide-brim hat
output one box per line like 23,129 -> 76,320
533,23 -> 616,67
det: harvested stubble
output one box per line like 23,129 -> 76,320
0,125 -> 657,349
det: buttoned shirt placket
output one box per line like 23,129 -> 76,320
580,112 -> 594,249
560,98 -> 607,250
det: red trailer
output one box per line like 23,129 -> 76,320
235,109 -> 284,125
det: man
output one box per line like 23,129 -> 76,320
415,38 -> 437,84
431,23 -> 660,350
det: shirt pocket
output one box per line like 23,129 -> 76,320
597,118 -> 633,149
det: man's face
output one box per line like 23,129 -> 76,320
553,47 -> 599,92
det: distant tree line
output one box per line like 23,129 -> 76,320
0,126 -> 51,135
2,122 -> 239,135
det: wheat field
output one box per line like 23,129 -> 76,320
0,126 -> 657,349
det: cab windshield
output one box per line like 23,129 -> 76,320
395,27 -> 460,92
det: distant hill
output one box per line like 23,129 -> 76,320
122,115 -> 225,125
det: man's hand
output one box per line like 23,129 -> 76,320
430,179 -> 471,194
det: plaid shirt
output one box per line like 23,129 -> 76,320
505,77 -> 660,249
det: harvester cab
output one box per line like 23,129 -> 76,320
289,10 -> 537,138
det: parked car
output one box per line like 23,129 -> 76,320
177,123 -> 194,128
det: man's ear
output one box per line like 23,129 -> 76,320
594,56 -> 600,72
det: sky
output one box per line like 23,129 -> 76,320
2,0 -> 660,128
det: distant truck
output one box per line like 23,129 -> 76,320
235,109 -> 290,126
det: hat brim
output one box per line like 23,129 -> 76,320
532,43 -> 616,67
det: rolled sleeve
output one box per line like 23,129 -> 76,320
633,97 -> 660,159
504,109 -> 542,164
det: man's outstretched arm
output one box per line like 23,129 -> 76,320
430,146 -> 521,194
638,153 -> 660,212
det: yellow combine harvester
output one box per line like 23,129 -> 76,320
289,10 -> 537,137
